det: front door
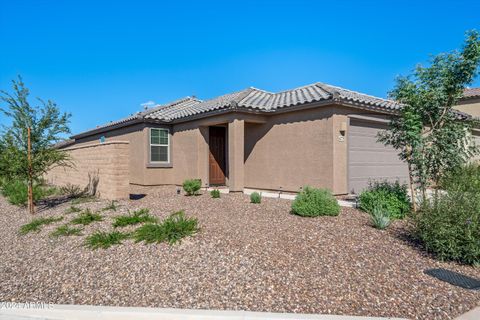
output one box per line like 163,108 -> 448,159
209,126 -> 226,185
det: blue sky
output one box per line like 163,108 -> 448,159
1,0 -> 479,135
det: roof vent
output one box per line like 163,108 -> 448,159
141,100 -> 156,111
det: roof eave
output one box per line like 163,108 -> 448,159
70,117 -> 171,140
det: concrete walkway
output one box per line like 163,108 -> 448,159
0,304 -> 406,320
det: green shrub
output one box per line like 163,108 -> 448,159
440,164 -> 480,192
1,180 -> 47,206
250,192 -> 261,204
50,225 -> 82,237
291,186 -> 340,217
85,231 -> 130,249
133,211 -> 199,245
359,180 -> 410,219
71,195 -> 96,205
102,201 -> 118,211
210,189 -> 221,198
182,179 -> 202,196
112,208 -> 157,228
414,165 -> 480,265
65,205 -> 82,214
370,205 -> 391,230
71,209 -> 103,225
19,216 -> 63,235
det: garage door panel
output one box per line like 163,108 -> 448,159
348,119 -> 409,194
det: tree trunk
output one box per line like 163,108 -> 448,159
27,127 -> 34,215
406,146 -> 417,212
407,161 -> 417,212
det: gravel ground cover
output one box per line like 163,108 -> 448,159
0,185 -> 478,319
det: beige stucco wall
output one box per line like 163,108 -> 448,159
244,106 -> 350,193
45,141 -> 130,200
455,98 -> 480,118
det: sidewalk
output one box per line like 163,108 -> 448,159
0,304 -> 406,320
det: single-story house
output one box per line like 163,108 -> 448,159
455,87 -> 480,118
47,82 -> 480,199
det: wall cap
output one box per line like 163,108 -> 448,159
61,140 -> 129,152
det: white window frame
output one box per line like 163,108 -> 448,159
149,128 -> 170,163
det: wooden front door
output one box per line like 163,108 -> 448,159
209,126 -> 226,185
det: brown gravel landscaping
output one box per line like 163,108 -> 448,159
0,185 -> 478,320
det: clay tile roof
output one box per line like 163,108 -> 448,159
463,87 -> 480,99
72,82 -> 403,138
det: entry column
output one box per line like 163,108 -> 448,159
228,119 -> 245,192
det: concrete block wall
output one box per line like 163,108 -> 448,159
45,141 -> 130,200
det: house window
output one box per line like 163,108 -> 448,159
150,128 -> 169,163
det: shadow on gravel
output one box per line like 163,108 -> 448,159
35,195 -> 75,212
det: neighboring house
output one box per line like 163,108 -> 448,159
456,88 -> 480,118
47,82 -> 480,199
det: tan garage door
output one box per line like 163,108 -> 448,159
348,119 -> 409,194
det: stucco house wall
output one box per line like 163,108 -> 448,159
455,97 -> 480,118
56,105 -> 405,196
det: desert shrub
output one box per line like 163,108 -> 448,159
112,208 -> 157,227
359,180 -> 410,219
1,180 -> 47,206
71,195 -> 96,205
250,192 -> 261,204
50,225 -> 82,237
59,183 -> 84,198
65,205 -> 82,214
133,211 -> 199,245
210,189 -> 221,198
291,186 -> 340,217
71,209 -> 103,225
370,205 -> 391,230
85,231 -> 130,249
102,201 -> 118,211
414,166 -> 480,265
182,179 -> 202,196
19,216 -> 63,235
440,164 -> 480,192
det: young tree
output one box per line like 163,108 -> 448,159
379,30 -> 480,208
0,76 -> 71,213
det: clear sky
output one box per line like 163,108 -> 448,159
1,0 -> 480,135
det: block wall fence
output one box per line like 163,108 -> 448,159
45,141 -> 130,200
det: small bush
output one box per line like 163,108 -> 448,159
19,216 -> 63,235
133,211 -> 199,245
414,165 -> 480,265
291,186 -> 340,217
359,180 -> 410,219
71,195 -> 96,205
250,192 -> 261,204
182,179 -> 201,196
1,180 -> 47,206
440,164 -> 480,192
112,208 -> 157,228
71,209 -> 103,225
210,189 -> 221,198
59,183 -> 85,198
50,225 -> 82,237
370,205 -> 391,230
102,201 -> 118,211
65,205 -> 82,214
85,231 -> 130,249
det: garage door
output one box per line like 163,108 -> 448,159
348,119 -> 409,194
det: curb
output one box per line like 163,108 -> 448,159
0,304 -> 406,320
